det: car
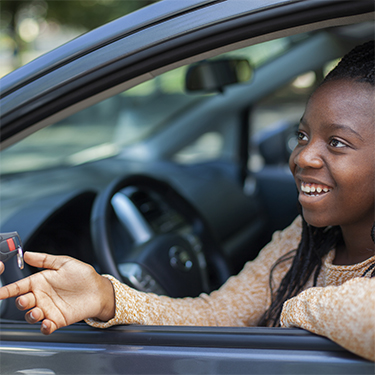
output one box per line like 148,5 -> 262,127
0,0 -> 374,373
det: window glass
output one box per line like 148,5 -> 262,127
0,35 -> 299,175
173,132 -> 224,164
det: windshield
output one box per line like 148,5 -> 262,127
0,37 -> 296,175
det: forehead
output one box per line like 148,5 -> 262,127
304,79 -> 374,135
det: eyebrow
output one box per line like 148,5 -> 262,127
300,118 -> 365,142
327,123 -> 364,141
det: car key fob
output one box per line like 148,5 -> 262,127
0,232 -> 24,269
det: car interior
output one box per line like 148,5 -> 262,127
0,19 -> 373,325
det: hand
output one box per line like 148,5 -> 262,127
0,252 -> 115,335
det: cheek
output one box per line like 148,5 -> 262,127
288,149 -> 297,174
356,172 -> 375,205
335,165 -> 375,205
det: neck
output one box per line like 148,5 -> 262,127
334,223 -> 375,265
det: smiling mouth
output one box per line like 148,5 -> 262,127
300,182 -> 331,196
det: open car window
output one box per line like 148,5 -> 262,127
0,36 -> 298,175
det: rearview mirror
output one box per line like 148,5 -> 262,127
185,59 -> 253,93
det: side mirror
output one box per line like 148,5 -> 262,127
185,59 -> 253,93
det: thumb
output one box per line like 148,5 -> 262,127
24,252 -> 66,270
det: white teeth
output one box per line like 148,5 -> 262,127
301,185 -> 311,193
301,182 -> 330,195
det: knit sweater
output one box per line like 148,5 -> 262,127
86,216 -> 375,361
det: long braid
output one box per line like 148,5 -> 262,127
362,222 -> 375,277
259,40 -> 375,327
259,208 -> 341,326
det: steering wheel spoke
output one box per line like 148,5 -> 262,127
111,188 -> 153,245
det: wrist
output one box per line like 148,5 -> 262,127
96,275 -> 116,322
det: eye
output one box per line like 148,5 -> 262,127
295,131 -> 308,143
329,138 -> 346,148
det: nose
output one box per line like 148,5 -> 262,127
291,141 -> 324,170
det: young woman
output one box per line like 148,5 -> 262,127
0,41 -> 374,361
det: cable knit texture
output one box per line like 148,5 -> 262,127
86,216 -> 375,361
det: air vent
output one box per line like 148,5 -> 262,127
130,190 -> 163,222
128,189 -> 185,233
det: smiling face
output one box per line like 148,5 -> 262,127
289,79 -> 375,230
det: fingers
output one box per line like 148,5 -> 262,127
0,261 -> 4,275
0,252 -> 67,300
16,292 -> 36,311
0,252 -> 73,336
16,293 -> 58,335
41,319 -> 58,335
25,307 -> 44,324
25,308 -> 58,335
0,275 -> 33,300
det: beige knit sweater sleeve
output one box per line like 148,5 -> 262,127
280,277 -> 375,361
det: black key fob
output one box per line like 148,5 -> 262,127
0,232 -> 24,269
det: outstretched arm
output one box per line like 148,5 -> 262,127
280,277 -> 375,362
0,252 -> 115,335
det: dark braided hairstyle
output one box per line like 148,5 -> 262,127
258,40 -> 375,327
322,40 -> 374,85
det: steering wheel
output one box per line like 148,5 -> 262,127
90,174 -> 230,297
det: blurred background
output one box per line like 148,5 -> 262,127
0,0 -> 159,78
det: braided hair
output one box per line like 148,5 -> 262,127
258,40 -> 375,327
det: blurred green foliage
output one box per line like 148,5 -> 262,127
1,0 -> 159,31
0,0 -> 159,73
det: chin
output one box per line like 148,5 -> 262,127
302,210 -> 335,228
